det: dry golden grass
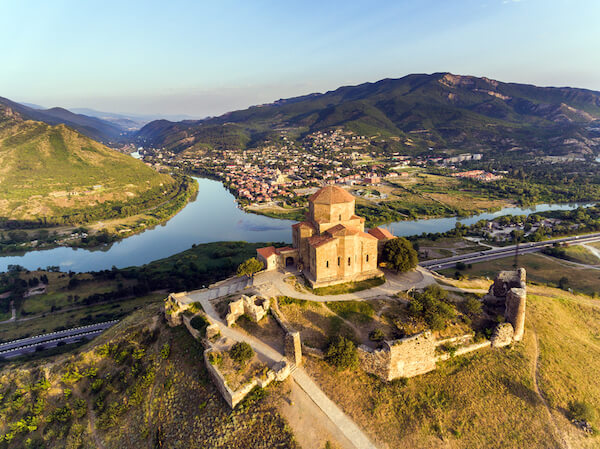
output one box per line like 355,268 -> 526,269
303,282 -> 600,448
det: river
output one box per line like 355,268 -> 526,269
0,178 -> 592,272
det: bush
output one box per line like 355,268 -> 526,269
208,351 -> 223,366
190,315 -> 210,337
464,297 -> 482,315
369,329 -> 385,342
325,336 -> 358,370
408,285 -> 456,330
160,343 -> 170,359
568,400 -> 596,422
229,342 -> 254,365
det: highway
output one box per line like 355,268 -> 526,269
0,320 -> 118,359
420,232 -> 600,271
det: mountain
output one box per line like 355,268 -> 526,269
71,108 -> 205,131
136,73 -> 600,158
0,97 -> 127,143
0,101 -> 174,221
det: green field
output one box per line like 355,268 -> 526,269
442,252 -> 600,296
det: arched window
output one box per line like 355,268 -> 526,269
326,260 -> 329,268
337,257 -> 341,266
348,257 -> 351,266
366,254 -> 369,262
339,214 -> 342,221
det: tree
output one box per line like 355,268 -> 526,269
381,237 -> 418,272
236,257 -> 264,278
325,336 -> 358,370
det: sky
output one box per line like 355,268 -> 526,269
1,0 -> 599,118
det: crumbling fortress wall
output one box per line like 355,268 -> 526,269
484,268 -> 527,342
359,269 -> 527,381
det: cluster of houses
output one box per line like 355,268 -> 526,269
136,129 -> 508,206
451,170 -> 504,182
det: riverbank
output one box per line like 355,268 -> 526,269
0,175 -> 198,256
0,177 -> 594,273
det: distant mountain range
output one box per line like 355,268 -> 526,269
136,73 -> 600,158
0,99 -> 203,143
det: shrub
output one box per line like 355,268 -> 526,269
190,315 -> 210,337
187,302 -> 204,314
464,297 -> 482,315
568,400 -> 596,422
369,329 -> 385,342
325,336 -> 358,371
408,285 -> 456,331
229,342 -> 254,365
160,343 -> 170,359
208,351 -> 223,366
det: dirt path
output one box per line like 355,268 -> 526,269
530,330 -> 572,449
87,403 -> 106,449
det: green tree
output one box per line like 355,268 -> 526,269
381,237 -> 418,272
325,336 -> 358,370
237,257 -> 264,278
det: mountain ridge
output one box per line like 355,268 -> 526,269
136,72 -> 600,157
0,97 -> 128,143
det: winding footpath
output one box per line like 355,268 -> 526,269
184,287 -> 379,449
530,330 -> 572,449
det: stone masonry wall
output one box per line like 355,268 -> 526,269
505,288 -> 526,341
359,331 -> 437,380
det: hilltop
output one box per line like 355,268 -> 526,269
136,73 -> 600,158
0,103 -> 177,223
0,305 -> 299,448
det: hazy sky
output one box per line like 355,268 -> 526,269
1,0 -> 598,117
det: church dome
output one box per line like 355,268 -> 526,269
308,185 -> 355,204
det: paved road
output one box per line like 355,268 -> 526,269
421,232 -> 600,270
0,320 -> 118,358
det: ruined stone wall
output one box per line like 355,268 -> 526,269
359,331 -> 437,380
490,322 -> 514,348
505,288 -> 526,341
284,331 -> 302,366
388,331 -> 437,379
358,345 -> 391,380
225,295 -> 269,327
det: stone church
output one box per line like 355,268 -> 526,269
257,185 -> 392,287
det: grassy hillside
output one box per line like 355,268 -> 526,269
0,305 -> 299,448
0,104 -> 176,222
137,73 -> 600,157
302,282 -> 600,448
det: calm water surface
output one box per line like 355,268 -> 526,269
0,178 -> 591,272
